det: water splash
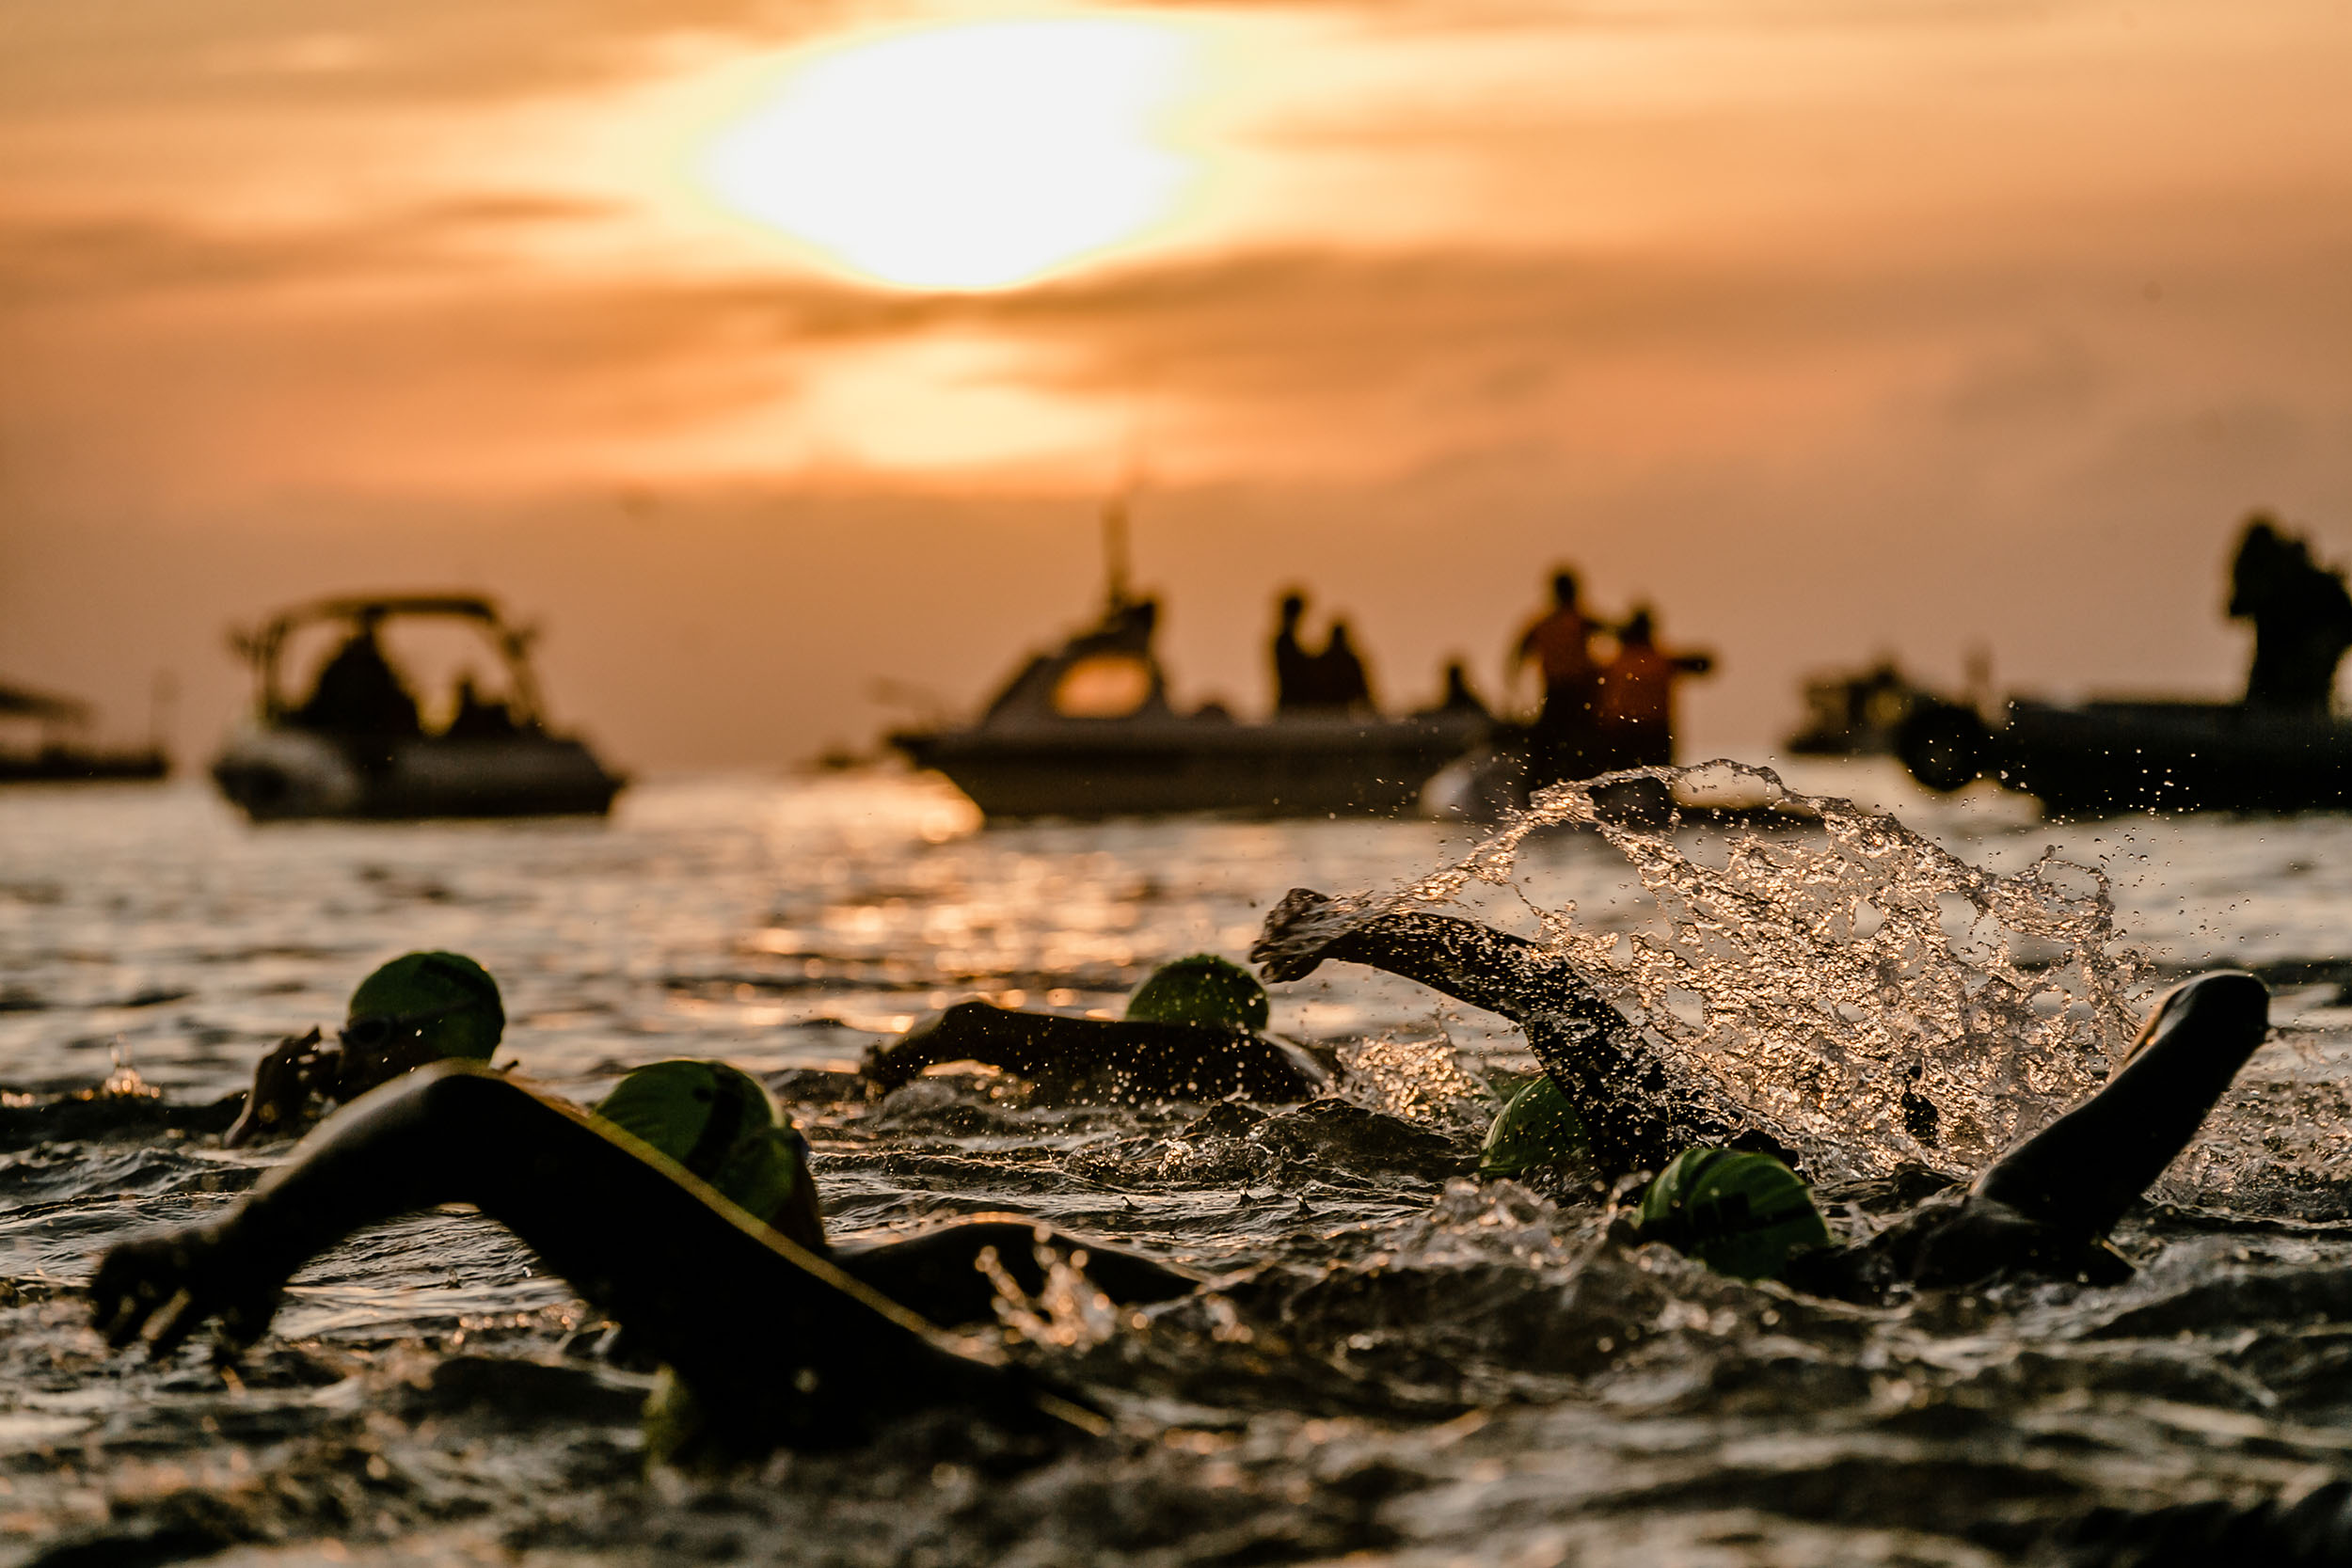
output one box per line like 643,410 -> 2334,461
977,1233 -> 1124,1352
1300,761 -> 2151,1182
93,1037 -> 161,1101
1334,1035 -> 1491,1133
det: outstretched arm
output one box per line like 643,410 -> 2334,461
865,1002 -> 1328,1102
1971,972 -> 2270,1236
94,1062 -> 1087,1449
1251,890 -> 1625,1034
1251,890 -> 1771,1177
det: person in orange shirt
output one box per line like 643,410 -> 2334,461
1593,606 -> 1714,769
1512,570 -> 1608,783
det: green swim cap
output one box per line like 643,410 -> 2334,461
1478,1074 -> 1589,1180
1124,954 -> 1270,1034
346,951 -> 503,1060
595,1060 -> 808,1225
1636,1148 -> 1830,1281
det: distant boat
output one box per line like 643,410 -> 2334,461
1899,696 -> 2352,816
0,679 -> 168,784
211,594 -> 626,822
888,526 -> 1486,819
1784,660 -> 1944,757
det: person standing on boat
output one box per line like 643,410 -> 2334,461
1592,606 -> 1713,769
2228,514 -> 2352,714
294,611 -> 421,742
1311,620 -> 1376,713
1512,570 -> 1609,783
1271,592 -> 1320,713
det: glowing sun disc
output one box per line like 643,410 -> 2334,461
699,18 -> 1200,290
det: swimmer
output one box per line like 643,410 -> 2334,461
224,950 -> 504,1147
1252,890 -> 2274,1294
1252,891 -> 1773,1178
99,956 -> 1196,1453
864,955 -> 1332,1102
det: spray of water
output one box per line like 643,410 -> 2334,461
1300,761 -> 2152,1182
977,1233 -> 1125,1352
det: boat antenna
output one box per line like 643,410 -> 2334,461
1102,490 -> 1134,612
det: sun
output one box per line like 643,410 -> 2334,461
696,17 -> 1202,291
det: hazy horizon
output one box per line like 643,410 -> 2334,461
6,0 -> 2349,770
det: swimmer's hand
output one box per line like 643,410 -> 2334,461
224,1027 -> 330,1148
88,1223 -> 284,1358
1249,888 -> 1351,982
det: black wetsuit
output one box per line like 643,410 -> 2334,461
864,1000 -> 1331,1102
1251,890 -> 1772,1178
1253,889 -> 2273,1296
90,1064 -> 1191,1451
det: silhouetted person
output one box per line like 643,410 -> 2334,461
1272,592 -> 1319,714
1593,607 -> 1713,769
443,675 -> 518,740
294,617 -> 421,741
2229,515 -> 2352,714
1311,621 -> 1375,712
1514,569 -> 1608,783
1433,659 -> 1489,720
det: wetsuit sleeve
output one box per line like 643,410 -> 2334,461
865,1002 -> 1327,1101
1969,972 -> 2270,1237
95,1061 -> 1085,1449
1251,890 -> 1625,1033
1250,890 -> 1769,1178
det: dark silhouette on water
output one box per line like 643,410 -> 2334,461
213,594 -> 624,820
1271,592 -> 1317,713
892,526 -> 1483,818
1512,569 -> 1608,784
1428,659 -> 1490,720
443,673 -> 519,739
0,675 -> 168,784
1899,512 -> 2352,815
1592,606 -> 1713,770
2230,514 -> 2352,713
1311,620 -> 1375,712
1271,592 -> 1376,714
293,612 -> 422,743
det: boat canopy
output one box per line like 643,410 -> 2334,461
0,679 -> 89,724
230,594 -> 549,725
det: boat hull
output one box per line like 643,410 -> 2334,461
1904,699 -> 2352,816
892,715 -> 1486,819
0,749 -> 168,784
212,727 -> 626,822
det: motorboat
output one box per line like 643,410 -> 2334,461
1783,660 -> 1944,757
0,679 -> 167,784
888,583 -> 1487,821
1899,696 -> 2352,816
211,594 -> 626,822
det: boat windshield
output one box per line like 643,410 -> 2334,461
1053,654 -> 1154,719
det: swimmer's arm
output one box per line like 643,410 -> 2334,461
96,1062 -> 1064,1439
865,1004 -> 1328,1101
1252,889 -> 1627,1034
1971,973 -> 2270,1238
222,1027 -> 333,1148
863,1003 -> 1097,1089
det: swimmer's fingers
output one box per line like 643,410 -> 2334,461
1249,888 -> 1339,982
90,1236 -> 200,1350
88,1227 -> 272,1358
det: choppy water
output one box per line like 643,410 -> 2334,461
8,764 -> 2352,1565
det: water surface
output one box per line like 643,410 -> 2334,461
6,765 -> 2352,1566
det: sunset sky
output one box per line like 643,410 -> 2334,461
5,0 -> 2351,769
